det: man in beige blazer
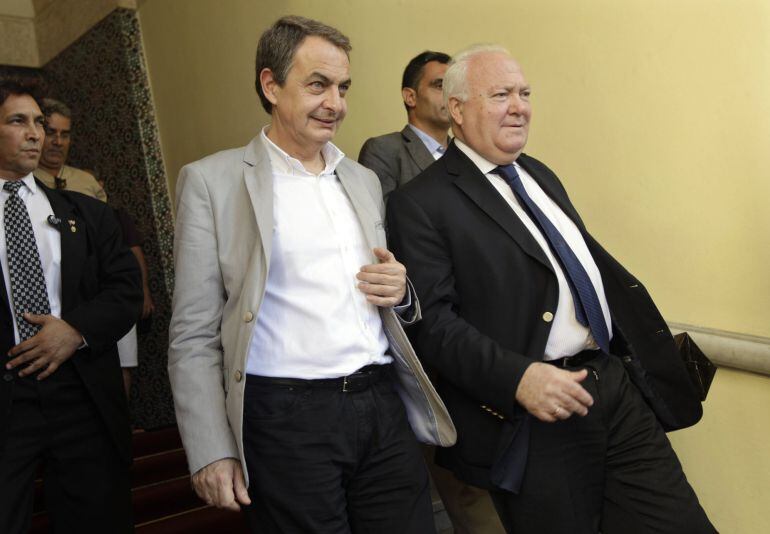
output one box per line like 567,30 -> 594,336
168,16 -> 454,534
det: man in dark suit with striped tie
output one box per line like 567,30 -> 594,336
386,45 -> 716,533
0,79 -> 141,533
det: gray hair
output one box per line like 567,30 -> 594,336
41,98 -> 72,120
443,44 -> 511,106
255,15 -> 352,114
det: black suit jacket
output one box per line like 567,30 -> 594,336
0,181 -> 142,462
358,125 -> 436,200
386,143 -> 701,487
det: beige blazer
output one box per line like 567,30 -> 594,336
168,136 -> 456,479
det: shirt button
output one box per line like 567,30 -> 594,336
234,370 -> 243,382
243,311 -> 254,322
542,311 -> 554,323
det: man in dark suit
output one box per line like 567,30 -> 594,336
0,79 -> 142,533
386,45 -> 716,533
359,51 -> 451,200
361,50 -> 505,534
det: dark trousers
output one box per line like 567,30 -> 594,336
491,354 -> 715,534
0,362 -> 133,534
241,365 -> 434,534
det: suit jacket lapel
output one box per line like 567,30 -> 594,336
516,155 -> 585,231
37,180 -> 84,312
337,161 -> 381,252
445,145 -> 554,273
242,138 -> 274,267
401,125 -> 436,172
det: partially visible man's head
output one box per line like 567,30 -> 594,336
39,98 -> 72,172
444,45 -> 532,165
401,51 -> 451,130
256,16 -> 352,154
0,79 -> 45,180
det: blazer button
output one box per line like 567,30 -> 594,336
2,373 -> 13,382
243,311 -> 254,322
542,311 -> 554,323
234,370 -> 243,382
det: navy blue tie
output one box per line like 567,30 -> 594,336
492,164 -> 610,354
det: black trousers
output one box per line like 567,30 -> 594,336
491,354 -> 715,534
0,362 -> 133,534
241,365 -> 434,534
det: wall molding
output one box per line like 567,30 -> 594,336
0,14 -> 38,67
669,323 -> 770,377
0,0 -> 137,67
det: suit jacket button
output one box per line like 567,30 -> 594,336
3,373 -> 13,382
243,311 -> 254,322
234,370 -> 243,382
542,311 -> 554,323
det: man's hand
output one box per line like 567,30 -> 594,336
192,458 -> 251,511
357,247 -> 407,307
515,362 -> 594,422
6,314 -> 83,380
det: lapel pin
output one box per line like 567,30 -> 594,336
68,219 -> 77,233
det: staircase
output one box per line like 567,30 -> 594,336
30,427 -> 249,533
29,426 -> 451,532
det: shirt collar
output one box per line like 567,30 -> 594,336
260,126 -> 345,177
408,124 -> 446,156
0,173 -> 38,196
454,139 -> 522,176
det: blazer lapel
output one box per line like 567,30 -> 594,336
242,138 -> 274,267
337,161 -> 381,252
38,180 -> 84,312
516,155 -> 585,231
401,125 -> 436,172
446,145 -> 554,273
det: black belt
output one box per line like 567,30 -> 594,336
546,349 -> 602,368
246,364 -> 391,393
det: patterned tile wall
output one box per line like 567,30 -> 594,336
2,8 -> 176,429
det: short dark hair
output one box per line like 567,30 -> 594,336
0,78 -> 44,109
401,50 -> 451,90
41,98 -> 72,120
255,15 -> 352,114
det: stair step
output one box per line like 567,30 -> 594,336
131,447 -> 189,488
30,447 -> 190,515
131,475 -> 202,525
132,426 -> 183,458
29,511 -> 48,533
135,505 -> 249,533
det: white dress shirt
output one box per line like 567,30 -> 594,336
245,129 -> 392,379
0,174 -> 62,344
455,140 -> 612,360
